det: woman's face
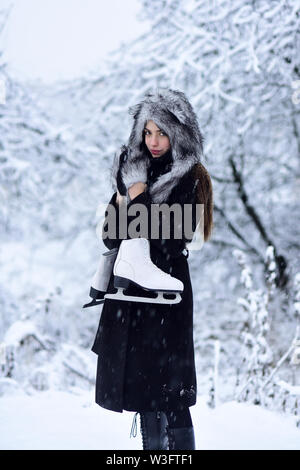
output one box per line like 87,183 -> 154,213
144,120 -> 171,158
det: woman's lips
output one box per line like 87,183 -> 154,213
151,150 -> 161,154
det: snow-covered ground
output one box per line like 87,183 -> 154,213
1,389 -> 300,450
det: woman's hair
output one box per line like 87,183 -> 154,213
140,129 -> 213,242
193,163 -> 214,242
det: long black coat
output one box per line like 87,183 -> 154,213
91,150 -> 200,413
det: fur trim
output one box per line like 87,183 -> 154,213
110,145 -> 124,193
121,154 -> 149,189
111,88 -> 204,203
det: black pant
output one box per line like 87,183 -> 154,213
165,408 -> 193,428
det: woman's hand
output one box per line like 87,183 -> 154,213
116,183 -> 147,206
116,190 -> 124,206
128,182 -> 147,201
111,146 -> 149,200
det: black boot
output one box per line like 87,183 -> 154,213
166,425 -> 196,450
139,411 -> 169,450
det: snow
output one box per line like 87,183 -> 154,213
4,320 -> 40,346
0,390 -> 300,450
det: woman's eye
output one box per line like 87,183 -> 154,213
144,130 -> 167,136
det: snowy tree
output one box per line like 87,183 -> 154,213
0,5 -> 104,393
1,0 -> 299,403
234,247 -> 274,404
48,0 -> 300,292
234,245 -> 300,426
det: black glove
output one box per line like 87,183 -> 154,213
111,146 -> 150,197
111,145 -> 128,196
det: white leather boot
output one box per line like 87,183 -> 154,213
104,238 -> 184,304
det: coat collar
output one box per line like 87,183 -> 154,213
147,148 -> 173,183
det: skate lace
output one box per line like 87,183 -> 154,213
141,242 -> 154,266
130,411 -> 138,438
141,241 -> 172,277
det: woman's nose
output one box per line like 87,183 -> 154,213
151,135 -> 159,146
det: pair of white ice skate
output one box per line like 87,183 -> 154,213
105,237 -> 184,305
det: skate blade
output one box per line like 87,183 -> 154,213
82,299 -> 105,308
114,275 -> 183,295
104,288 -> 182,304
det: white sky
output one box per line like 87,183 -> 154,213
1,0 -> 149,83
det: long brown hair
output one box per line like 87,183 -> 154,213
141,135 -> 213,241
192,163 -> 214,242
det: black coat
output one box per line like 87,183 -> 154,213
91,150 -> 199,413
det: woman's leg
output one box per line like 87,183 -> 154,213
139,411 -> 169,450
165,408 -> 193,428
165,408 -> 196,450
137,408 -> 195,450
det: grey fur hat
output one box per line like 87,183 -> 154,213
111,88 -> 204,203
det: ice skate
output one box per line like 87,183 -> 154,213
104,238 -> 184,304
82,247 -> 119,308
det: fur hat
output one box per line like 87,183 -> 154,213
111,88 -> 204,203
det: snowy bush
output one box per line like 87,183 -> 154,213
233,247 -> 300,427
0,293 -> 97,395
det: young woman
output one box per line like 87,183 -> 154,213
91,88 -> 213,450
